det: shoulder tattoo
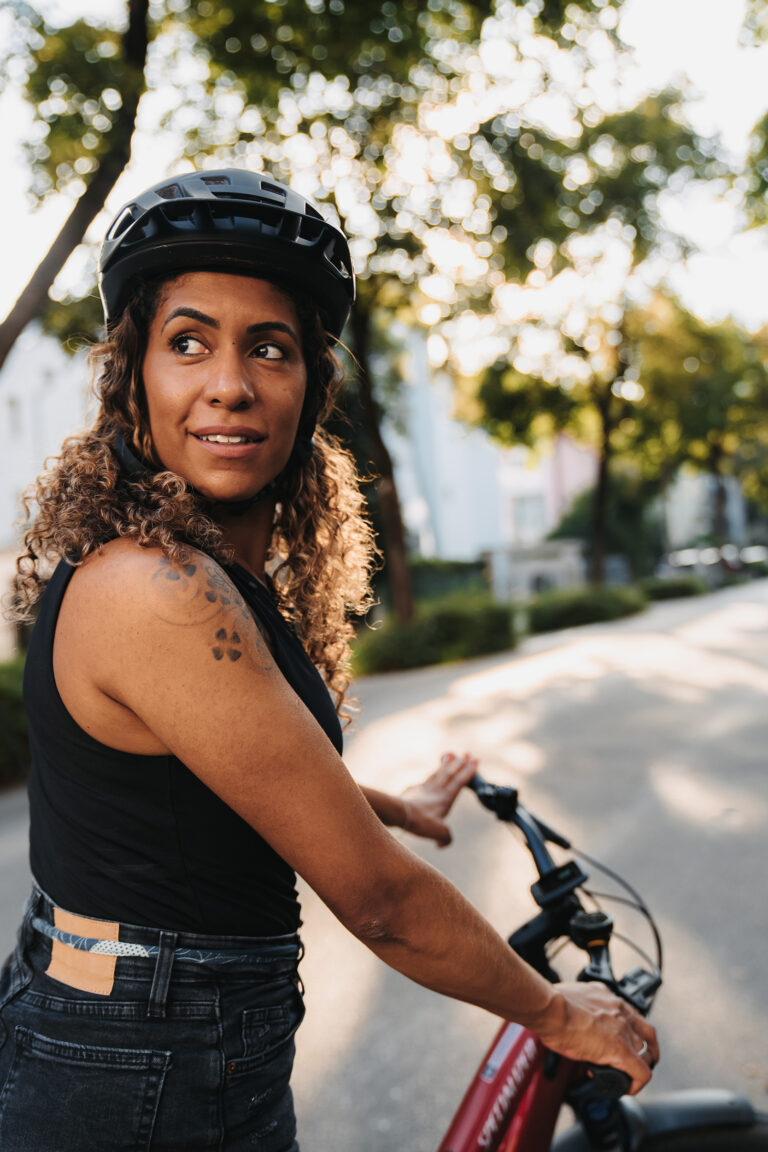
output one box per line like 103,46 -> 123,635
150,554 -> 273,670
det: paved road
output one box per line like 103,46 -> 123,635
1,581 -> 767,1149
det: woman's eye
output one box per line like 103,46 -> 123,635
171,334 -> 207,355
251,342 -> 285,361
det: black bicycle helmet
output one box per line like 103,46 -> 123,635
99,169 -> 354,338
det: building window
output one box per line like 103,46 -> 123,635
513,494 -> 546,544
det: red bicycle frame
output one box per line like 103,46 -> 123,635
437,1021 -> 578,1152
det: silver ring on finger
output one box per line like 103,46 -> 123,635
635,1040 -> 648,1059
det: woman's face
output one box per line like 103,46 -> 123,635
142,272 -> 307,503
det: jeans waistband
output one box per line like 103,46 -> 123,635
27,885 -> 302,966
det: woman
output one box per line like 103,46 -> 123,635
2,169 -> 657,1151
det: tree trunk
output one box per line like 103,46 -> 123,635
0,0 -> 150,373
589,386 -> 614,585
348,303 -> 415,623
709,448 -> 728,548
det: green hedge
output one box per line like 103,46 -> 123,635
527,585 -> 647,634
638,575 -> 708,600
354,597 -> 515,674
374,558 -> 487,611
0,656 -> 28,788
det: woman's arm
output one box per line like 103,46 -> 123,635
71,543 -> 657,1092
361,752 -> 478,846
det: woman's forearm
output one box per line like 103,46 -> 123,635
336,847 -> 555,1030
361,785 -> 408,828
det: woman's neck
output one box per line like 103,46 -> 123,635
216,498 -> 276,579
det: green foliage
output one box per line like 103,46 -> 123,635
463,95 -> 727,582
410,557 -> 487,600
638,575 -> 708,600
8,0 -> 638,343
40,287 -> 103,351
548,472 -> 665,578
0,657 -> 29,788
471,91 -> 723,281
622,295 -> 768,520
353,596 -> 515,674
22,18 -> 126,194
527,584 -> 646,633
474,362 -> 579,447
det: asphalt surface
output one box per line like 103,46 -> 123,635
1,580 -> 767,1149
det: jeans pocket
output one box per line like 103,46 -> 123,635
224,984 -> 304,1151
0,1025 -> 170,1152
239,984 -> 305,1068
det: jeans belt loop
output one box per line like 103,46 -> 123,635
147,930 -> 178,1019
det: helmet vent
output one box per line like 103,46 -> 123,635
106,206 -> 136,240
156,183 -> 184,200
210,192 -> 283,209
201,174 -> 231,186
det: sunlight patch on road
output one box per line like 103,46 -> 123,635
650,762 -> 767,831
347,623 -> 768,799
652,915 -> 768,1092
451,632 -> 768,701
345,694 -> 544,793
675,602 -> 768,653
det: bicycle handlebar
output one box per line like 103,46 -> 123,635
466,772 -> 662,1103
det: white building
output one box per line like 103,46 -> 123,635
385,333 -> 596,561
0,328 -> 91,657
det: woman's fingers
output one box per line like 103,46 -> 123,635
636,1014 -> 660,1066
437,751 -> 478,789
398,752 -> 477,843
619,1000 -> 660,1067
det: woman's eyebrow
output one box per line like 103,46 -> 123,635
162,307 -> 218,331
246,321 -> 299,342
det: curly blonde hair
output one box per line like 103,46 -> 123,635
11,277 -> 377,719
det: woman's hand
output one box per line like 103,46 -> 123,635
528,981 -> 659,1095
399,752 -> 478,847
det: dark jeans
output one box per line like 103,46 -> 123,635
0,887 -> 304,1151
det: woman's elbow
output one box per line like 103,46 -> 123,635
332,872 -> 417,947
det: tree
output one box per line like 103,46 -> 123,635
458,90 -> 725,581
0,0 -> 150,371
548,469 -> 664,578
2,0 -> 627,619
621,295 -> 768,544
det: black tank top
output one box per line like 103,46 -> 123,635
24,558 -> 343,936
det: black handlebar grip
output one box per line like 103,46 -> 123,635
583,1064 -> 632,1098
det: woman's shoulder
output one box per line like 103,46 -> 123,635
59,540 -> 268,701
69,540 -> 241,627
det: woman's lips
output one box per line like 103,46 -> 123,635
190,428 -> 267,457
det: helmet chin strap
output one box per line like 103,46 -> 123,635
112,431 -> 311,514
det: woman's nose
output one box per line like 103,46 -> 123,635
202,347 -> 256,408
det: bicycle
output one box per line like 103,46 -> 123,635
434,774 -> 768,1151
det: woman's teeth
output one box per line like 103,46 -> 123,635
198,434 -> 255,444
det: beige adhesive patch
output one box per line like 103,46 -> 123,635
45,908 -> 119,996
